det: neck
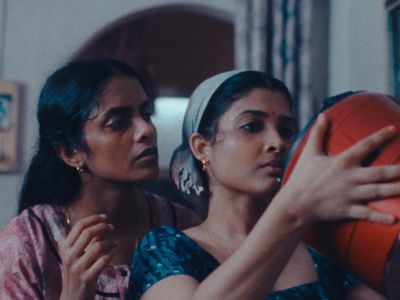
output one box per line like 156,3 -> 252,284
204,187 -> 273,241
67,180 -> 144,233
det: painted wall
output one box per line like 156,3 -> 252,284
0,0 -> 234,227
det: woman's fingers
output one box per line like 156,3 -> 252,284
353,181 -> 400,201
72,240 -> 117,272
285,118 -> 400,225
347,205 -> 397,224
64,214 -> 108,248
63,222 -> 114,266
84,252 -> 115,283
353,165 -> 400,184
60,214 -> 116,300
339,126 -> 397,165
304,113 -> 329,156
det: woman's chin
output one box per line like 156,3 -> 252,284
247,179 -> 280,198
264,179 -> 282,195
143,167 -> 160,180
130,166 -> 160,182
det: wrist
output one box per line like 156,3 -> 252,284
272,184 -> 315,229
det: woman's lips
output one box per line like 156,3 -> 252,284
135,147 -> 158,162
259,159 -> 283,176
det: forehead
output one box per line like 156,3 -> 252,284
224,88 -> 293,118
99,76 -> 147,109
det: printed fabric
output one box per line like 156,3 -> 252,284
0,193 -> 200,299
130,226 -> 358,300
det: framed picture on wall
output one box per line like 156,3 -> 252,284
0,81 -> 20,172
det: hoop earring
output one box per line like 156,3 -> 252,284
201,160 -> 208,172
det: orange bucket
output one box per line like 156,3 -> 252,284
282,92 -> 400,298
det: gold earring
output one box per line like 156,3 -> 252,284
76,165 -> 83,175
201,160 -> 208,172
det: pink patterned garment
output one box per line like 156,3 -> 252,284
0,192 -> 200,299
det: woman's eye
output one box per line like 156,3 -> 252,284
140,100 -> 155,122
279,127 -> 295,139
106,118 -> 131,130
241,122 -> 263,133
141,110 -> 154,122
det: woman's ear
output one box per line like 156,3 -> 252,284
189,133 -> 211,162
55,145 -> 84,169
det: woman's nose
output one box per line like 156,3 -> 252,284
133,118 -> 156,143
264,129 -> 285,153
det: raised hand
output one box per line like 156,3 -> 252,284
59,214 -> 116,300
284,113 -> 400,225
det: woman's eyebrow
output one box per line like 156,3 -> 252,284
235,110 -> 294,121
139,99 -> 155,112
235,110 -> 268,120
102,106 -> 132,119
278,115 -> 296,124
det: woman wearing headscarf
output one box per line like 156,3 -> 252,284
130,71 -> 398,299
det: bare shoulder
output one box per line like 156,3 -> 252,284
183,225 -> 203,238
345,283 -> 386,300
141,274 -> 199,300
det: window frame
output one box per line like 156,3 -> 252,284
387,0 -> 400,96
